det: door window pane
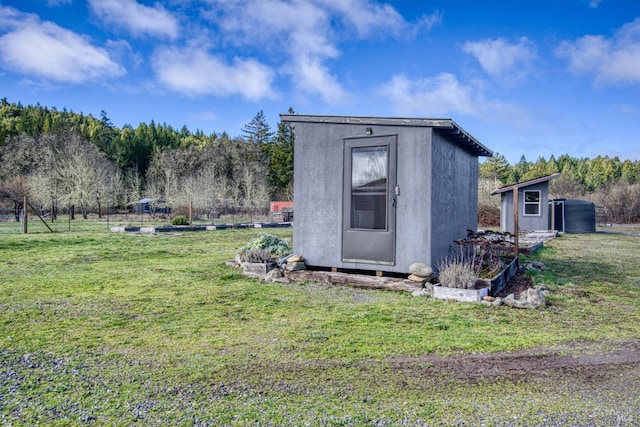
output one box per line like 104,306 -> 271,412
351,146 -> 387,229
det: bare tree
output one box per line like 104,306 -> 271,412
28,167 -> 58,219
478,177 -> 501,208
239,160 -> 269,218
124,166 -> 144,210
53,134 -> 120,219
0,176 -> 30,220
550,173 -> 586,199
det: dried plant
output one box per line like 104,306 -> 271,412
243,249 -> 274,263
437,257 -> 478,289
438,230 -> 515,286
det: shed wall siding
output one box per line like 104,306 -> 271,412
500,192 -> 514,232
430,132 -> 479,268
393,127 -> 432,271
292,122 -> 343,268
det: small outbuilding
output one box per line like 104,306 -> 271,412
270,201 -> 294,222
133,198 -> 171,214
491,173 -> 560,233
280,114 -> 492,274
549,198 -> 596,233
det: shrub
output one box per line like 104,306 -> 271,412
243,249 -> 275,263
171,215 -> 189,226
588,182 -> 640,224
238,233 -> 291,258
478,204 -> 500,227
437,257 -> 478,289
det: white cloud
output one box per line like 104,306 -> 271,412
105,39 -> 143,69
286,55 -> 349,105
88,0 -> 178,39
556,35 -> 608,74
379,73 -> 479,116
378,72 -> 528,126
462,37 -> 537,80
209,0 -> 336,58
318,0 -> 407,37
588,0 -> 603,8
417,11 -> 444,32
152,46 -> 275,100
204,0 -> 427,106
202,0 -> 347,104
205,0 -> 344,104
0,6 -> 125,84
0,5 -> 32,28
556,18 -> 640,85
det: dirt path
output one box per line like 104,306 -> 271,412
385,339 -> 640,383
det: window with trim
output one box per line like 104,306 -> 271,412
523,190 -> 541,216
350,145 -> 388,230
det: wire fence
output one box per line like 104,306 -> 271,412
0,205 -> 279,235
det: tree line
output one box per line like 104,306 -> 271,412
0,98 -> 293,219
479,153 -> 640,224
2,98 -> 639,223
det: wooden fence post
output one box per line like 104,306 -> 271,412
22,196 -> 28,234
513,188 -> 519,256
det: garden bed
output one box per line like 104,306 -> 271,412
432,284 -> 490,302
111,222 -> 292,233
240,261 -> 278,279
477,256 -> 519,296
432,256 -> 518,301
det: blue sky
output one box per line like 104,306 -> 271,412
1,0 -> 640,164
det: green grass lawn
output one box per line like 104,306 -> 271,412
1,222 -> 639,425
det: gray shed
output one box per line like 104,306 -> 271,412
281,114 -> 492,274
549,199 -> 596,233
491,173 -> 560,233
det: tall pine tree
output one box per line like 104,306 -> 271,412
241,110 -> 273,144
268,107 -> 295,200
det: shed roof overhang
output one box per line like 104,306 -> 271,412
490,173 -> 561,196
280,114 -> 493,157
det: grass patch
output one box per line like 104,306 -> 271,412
1,222 -> 639,424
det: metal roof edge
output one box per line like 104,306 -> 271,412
280,114 -> 493,157
279,114 -> 453,127
490,173 -> 562,195
437,119 -> 493,158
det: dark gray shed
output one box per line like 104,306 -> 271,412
280,114 -> 492,274
491,173 -> 560,233
549,199 -> 596,233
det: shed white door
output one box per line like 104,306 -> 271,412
342,135 -> 397,265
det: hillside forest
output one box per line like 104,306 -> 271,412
1,98 -> 639,223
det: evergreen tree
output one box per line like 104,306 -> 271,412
520,156 -> 549,181
512,155 -> 530,183
241,110 -> 273,144
479,152 -> 511,184
620,160 -> 640,184
268,107 -> 295,200
545,155 -> 560,175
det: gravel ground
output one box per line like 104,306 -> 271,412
2,339 -> 640,426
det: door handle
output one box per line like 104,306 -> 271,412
392,185 -> 400,207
